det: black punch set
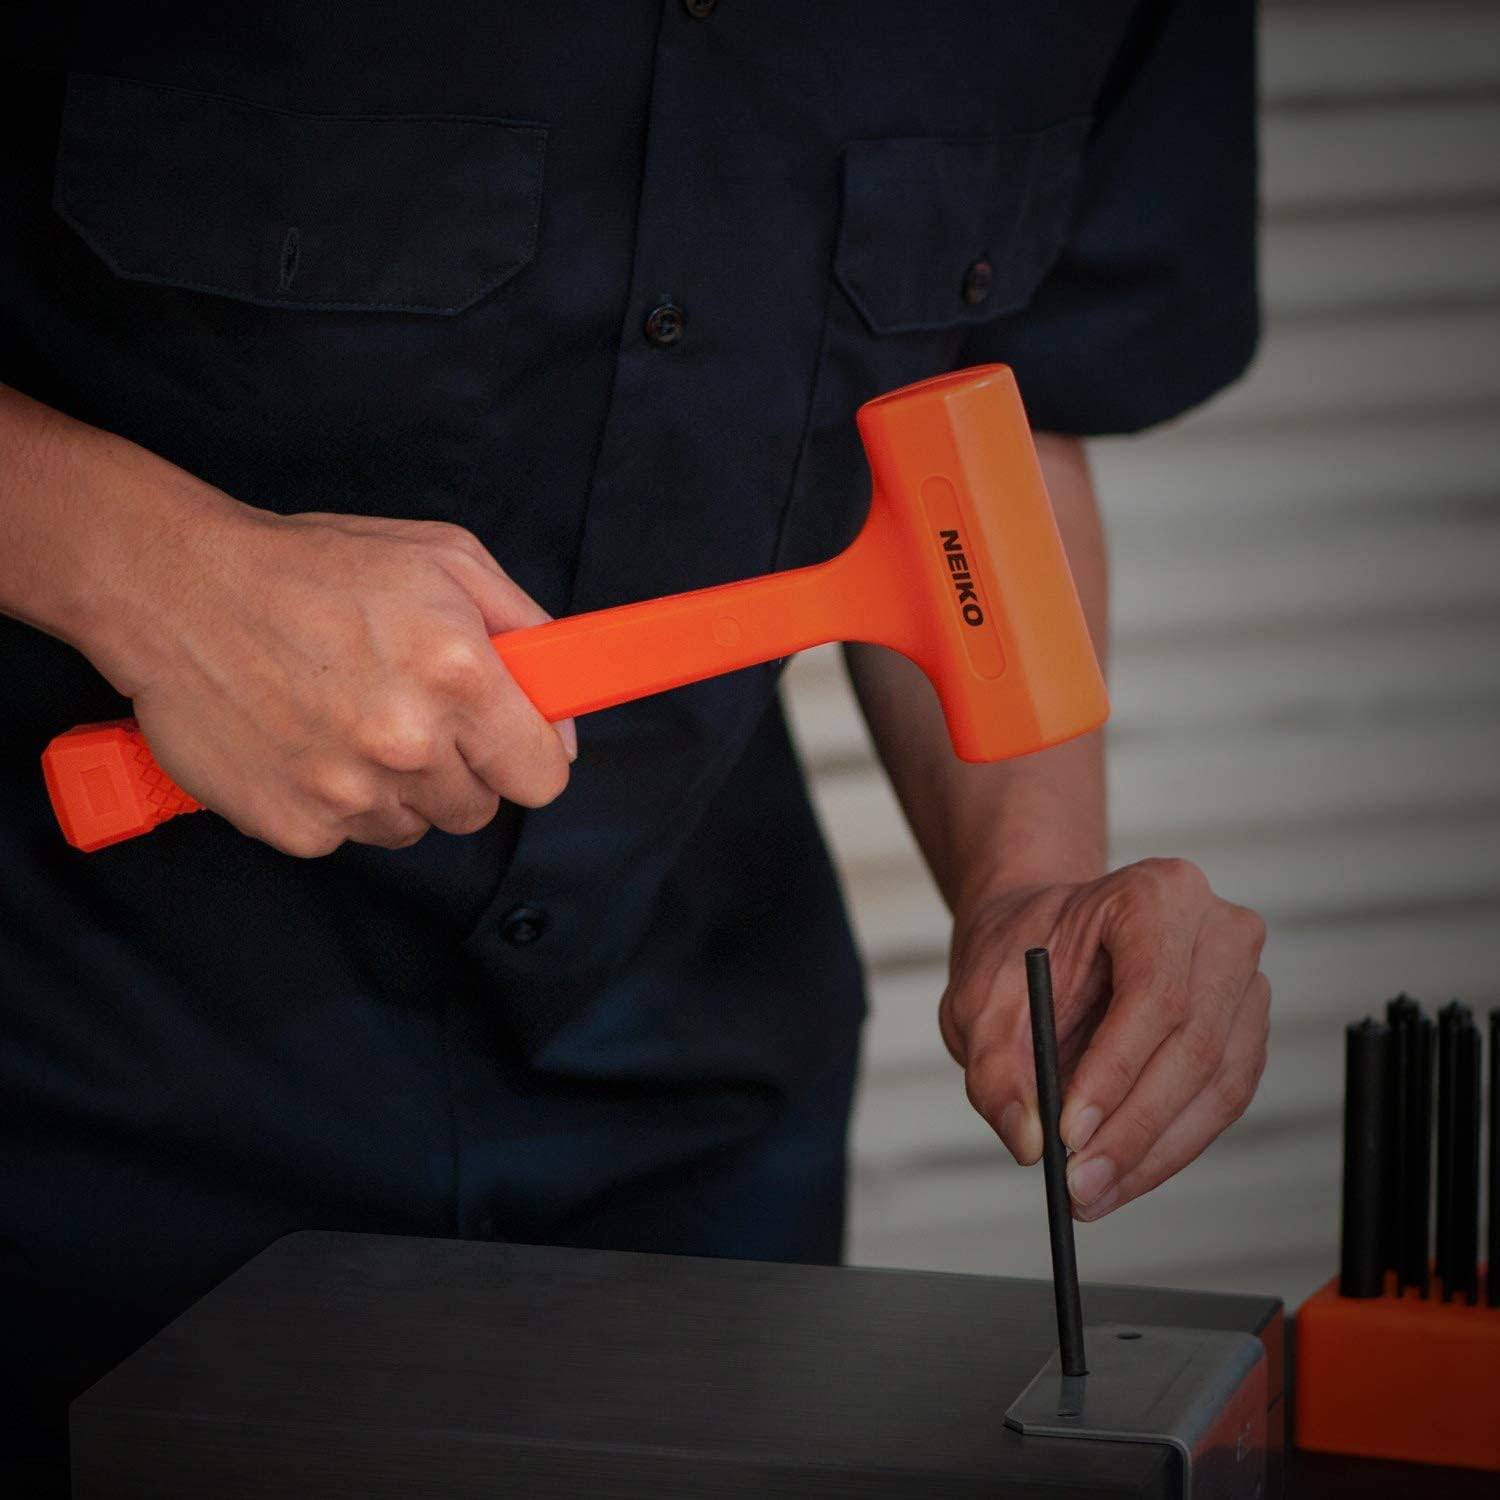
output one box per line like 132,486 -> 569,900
1339,992 -> 1495,1304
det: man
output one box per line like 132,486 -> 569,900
1,1 -> 1268,1489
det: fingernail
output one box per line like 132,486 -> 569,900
1074,1185 -> 1121,1223
1064,1104 -> 1103,1153
559,719 -> 578,762
1067,1155 -> 1115,1208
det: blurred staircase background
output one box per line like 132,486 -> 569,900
782,0 -> 1500,1307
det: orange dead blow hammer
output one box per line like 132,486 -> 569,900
42,364 -> 1109,852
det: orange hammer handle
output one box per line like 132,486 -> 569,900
498,558 -> 856,719
42,554 -> 864,853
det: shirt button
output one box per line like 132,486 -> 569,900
500,904 -> 548,946
962,258 -> 994,306
644,300 -> 686,347
683,0 -> 717,16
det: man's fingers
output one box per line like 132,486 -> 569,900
401,754 -> 502,837
443,552 -> 580,763
963,1039 -> 1044,1166
343,800 -> 431,851
455,686 -> 571,809
1064,906 -> 1262,1208
1057,895 -> 1197,1152
1073,971 -> 1271,1222
441,543 -> 550,635
334,524 -> 583,766
946,935 -> 1106,1167
966,1050 -> 1038,1164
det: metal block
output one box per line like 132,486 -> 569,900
1005,1322 -> 1268,1500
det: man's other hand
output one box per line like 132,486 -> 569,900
939,859 -> 1270,1220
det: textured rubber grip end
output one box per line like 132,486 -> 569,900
42,720 -> 203,852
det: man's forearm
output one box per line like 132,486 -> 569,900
843,434 -> 1109,915
0,383 -> 250,692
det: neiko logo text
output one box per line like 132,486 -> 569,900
938,529 -> 984,626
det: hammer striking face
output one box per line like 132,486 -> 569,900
43,364 -> 1109,850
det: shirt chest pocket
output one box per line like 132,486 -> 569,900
52,71 -> 546,316
834,118 -> 1090,336
772,118 -> 1089,575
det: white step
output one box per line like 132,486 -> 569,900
1193,307 -> 1500,431
1265,98 -> 1500,214
1110,514 -> 1500,640
1087,411 -> 1499,533
1264,209 -> 1500,317
1262,3 -> 1500,104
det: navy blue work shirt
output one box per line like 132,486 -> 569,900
1,0 -> 1256,1480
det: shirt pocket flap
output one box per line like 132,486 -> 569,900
835,117 -> 1089,335
53,73 -> 546,316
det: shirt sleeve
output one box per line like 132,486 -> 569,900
961,0 -> 1259,436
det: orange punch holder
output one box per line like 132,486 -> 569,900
42,364 -> 1110,852
1296,1275 -> 1500,1472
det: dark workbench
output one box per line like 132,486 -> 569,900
71,1231 -> 1282,1498
69,1231 -> 1497,1497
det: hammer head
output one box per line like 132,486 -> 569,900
851,365 -> 1109,761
